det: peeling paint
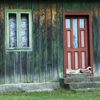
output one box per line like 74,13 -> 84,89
59,6 -> 62,13
91,6 -> 98,18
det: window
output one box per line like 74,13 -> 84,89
5,9 -> 32,51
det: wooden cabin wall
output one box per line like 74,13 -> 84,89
0,0 -> 64,84
0,0 -> 99,84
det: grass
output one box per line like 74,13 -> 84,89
0,88 -> 100,100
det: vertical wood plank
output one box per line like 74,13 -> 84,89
38,2 -> 42,82
52,2 -> 58,80
5,53 -> 10,83
14,52 -> 20,83
20,52 -> 22,82
31,0 -> 35,83
92,3 -> 98,71
39,2 -> 46,82
46,2 -> 52,81
0,1 -> 5,84
26,52 -> 30,82
26,0 -> 32,83
97,3 -> 100,73
32,2 -> 40,82
4,1 -> 14,84
44,2 -> 47,82
10,0 -> 16,83
9,53 -> 14,83
57,2 -> 63,77
21,52 -> 27,82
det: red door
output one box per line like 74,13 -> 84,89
63,12 -> 93,77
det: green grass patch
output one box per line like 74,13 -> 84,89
0,88 -> 100,100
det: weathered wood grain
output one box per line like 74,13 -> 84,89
0,1 -> 100,84
46,2 -> 52,81
57,2 -> 63,78
21,52 -> 27,82
39,2 -> 46,82
44,2 -> 47,82
14,52 -> 20,83
52,2 -> 58,80
31,0 -> 35,83
3,2 -> 13,83
0,1 -> 5,84
32,2 -> 40,83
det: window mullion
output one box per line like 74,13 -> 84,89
29,13 -> 30,48
17,12 -> 20,49
28,12 -> 31,48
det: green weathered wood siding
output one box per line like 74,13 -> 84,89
0,0 -> 99,84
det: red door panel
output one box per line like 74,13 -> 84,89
64,16 -> 88,76
63,11 -> 93,77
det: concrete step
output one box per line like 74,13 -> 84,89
64,82 -> 100,89
0,82 -> 60,92
71,88 -> 100,92
59,77 -> 100,90
63,77 -> 100,83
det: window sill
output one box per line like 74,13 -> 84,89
6,48 -> 32,52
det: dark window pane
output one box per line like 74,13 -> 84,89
20,14 -> 29,48
9,14 -> 17,48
